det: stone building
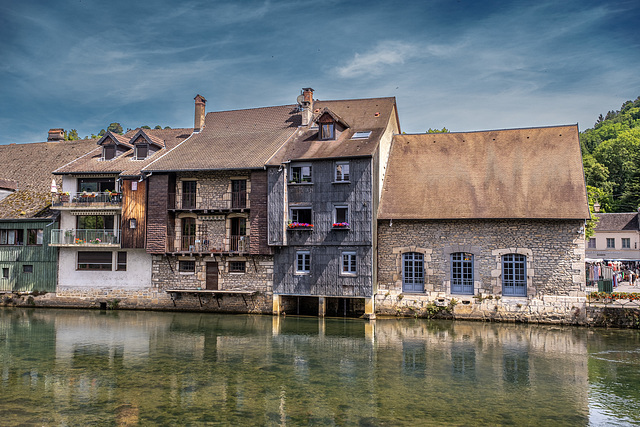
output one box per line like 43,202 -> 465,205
266,89 -> 400,317
376,125 -> 591,323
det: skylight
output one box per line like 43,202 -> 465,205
352,131 -> 372,139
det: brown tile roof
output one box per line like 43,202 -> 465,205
0,139 -> 96,219
378,125 -> 590,220
266,97 -> 398,165
594,213 -> 639,231
54,128 -> 193,177
144,105 -> 301,172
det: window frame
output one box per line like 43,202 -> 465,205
295,250 -> 311,274
622,238 -> 631,249
402,252 -> 424,293
77,251 -> 113,271
606,238 -> 615,249
23,265 -> 33,273
290,164 -> 313,184
290,207 -> 313,226
320,123 -> 335,140
229,261 -> 246,273
134,143 -> 148,160
451,252 -> 474,295
179,260 -> 196,274
587,238 -> 596,249
1,268 -> 8,279
341,251 -> 357,276
502,254 -> 527,297
102,145 -> 116,161
116,251 -> 127,271
334,161 -> 350,182
333,205 -> 349,228
0,229 -> 24,246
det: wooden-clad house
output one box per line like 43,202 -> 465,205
376,125 -> 591,323
266,89 -> 401,317
0,135 -> 95,293
51,127 -> 192,303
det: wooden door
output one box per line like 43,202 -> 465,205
206,262 -> 218,290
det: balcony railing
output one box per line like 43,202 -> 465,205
168,191 -> 249,210
167,227 -> 247,253
52,192 -> 122,209
50,229 -> 120,246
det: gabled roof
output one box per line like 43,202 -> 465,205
54,128 -> 192,177
144,105 -> 301,172
129,129 -> 165,148
594,213 -> 639,231
97,131 -> 133,148
0,139 -> 96,219
378,125 -> 590,220
313,107 -> 350,128
266,97 -> 398,165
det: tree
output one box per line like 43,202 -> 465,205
154,125 -> 162,129
141,125 -> 151,129
107,123 -> 123,134
426,127 -> 449,133
64,129 -> 79,140
98,129 -> 106,137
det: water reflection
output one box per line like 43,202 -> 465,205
0,308 -> 638,425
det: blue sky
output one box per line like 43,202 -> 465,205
0,0 -> 638,144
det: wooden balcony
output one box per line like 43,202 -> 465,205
167,227 -> 247,254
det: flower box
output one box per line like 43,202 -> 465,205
288,222 -> 313,229
332,222 -> 350,228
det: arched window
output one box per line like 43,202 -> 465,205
402,252 -> 424,292
502,254 -> 527,296
451,252 -> 474,295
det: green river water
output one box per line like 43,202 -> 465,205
1,308 -> 639,426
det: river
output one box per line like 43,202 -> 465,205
1,308 -> 638,426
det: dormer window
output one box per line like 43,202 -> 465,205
134,144 -> 148,160
321,123 -> 335,140
103,145 -> 116,160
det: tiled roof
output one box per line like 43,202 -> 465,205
144,105 -> 300,172
266,97 -> 398,165
378,125 -> 590,220
54,128 -> 193,177
0,139 -> 96,219
594,213 -> 639,231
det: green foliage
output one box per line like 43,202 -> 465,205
107,123 -> 123,134
154,125 -> 162,129
581,96 -> 640,212
426,127 -> 449,133
98,129 -> 106,137
141,125 -> 151,129
64,129 -> 79,140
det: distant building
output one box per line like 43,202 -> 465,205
586,212 -> 640,261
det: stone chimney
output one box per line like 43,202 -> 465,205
194,94 -> 207,132
47,128 -> 65,142
300,88 -> 314,126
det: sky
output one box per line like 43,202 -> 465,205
0,0 -> 639,144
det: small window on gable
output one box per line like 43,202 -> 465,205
103,145 -> 116,160
352,131 -> 371,139
335,161 -> 350,182
321,123 -> 335,140
134,144 -> 148,160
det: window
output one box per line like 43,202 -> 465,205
290,207 -> 313,226
77,251 -> 112,271
23,265 -> 33,273
116,252 -> 127,271
27,229 -> 43,246
179,260 -> 195,273
588,238 -> 596,249
229,261 -> 246,273
134,144 -> 148,160
103,145 -> 116,160
622,238 -> 631,249
2,268 -> 7,279
182,181 -> 197,209
182,218 -> 196,250
335,161 -> 350,182
231,180 -> 247,209
351,131 -> 371,139
230,218 -> 247,251
451,252 -> 474,295
77,215 -> 115,230
402,252 -> 424,293
502,254 -> 527,297
296,251 -> 310,274
0,229 -> 24,246
290,164 -> 312,183
77,178 -> 116,193
321,123 -> 335,140
606,238 -> 615,249
341,252 -> 357,276
333,205 -> 349,227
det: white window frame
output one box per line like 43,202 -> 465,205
290,207 -> 313,225
341,251 -> 357,276
296,251 -> 310,274
134,144 -> 148,160
335,161 -> 350,182
290,163 -> 312,183
333,205 -> 349,227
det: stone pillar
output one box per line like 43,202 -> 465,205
318,297 -> 326,317
272,294 -> 281,315
364,297 -> 376,319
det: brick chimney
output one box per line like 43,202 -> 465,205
47,128 -> 65,142
194,94 -> 207,132
300,88 -> 314,126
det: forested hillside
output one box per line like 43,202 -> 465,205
581,96 -> 640,213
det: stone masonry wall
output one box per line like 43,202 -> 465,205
176,170 -> 251,210
376,219 -> 588,324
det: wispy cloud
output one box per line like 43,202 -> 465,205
335,41 -> 420,78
